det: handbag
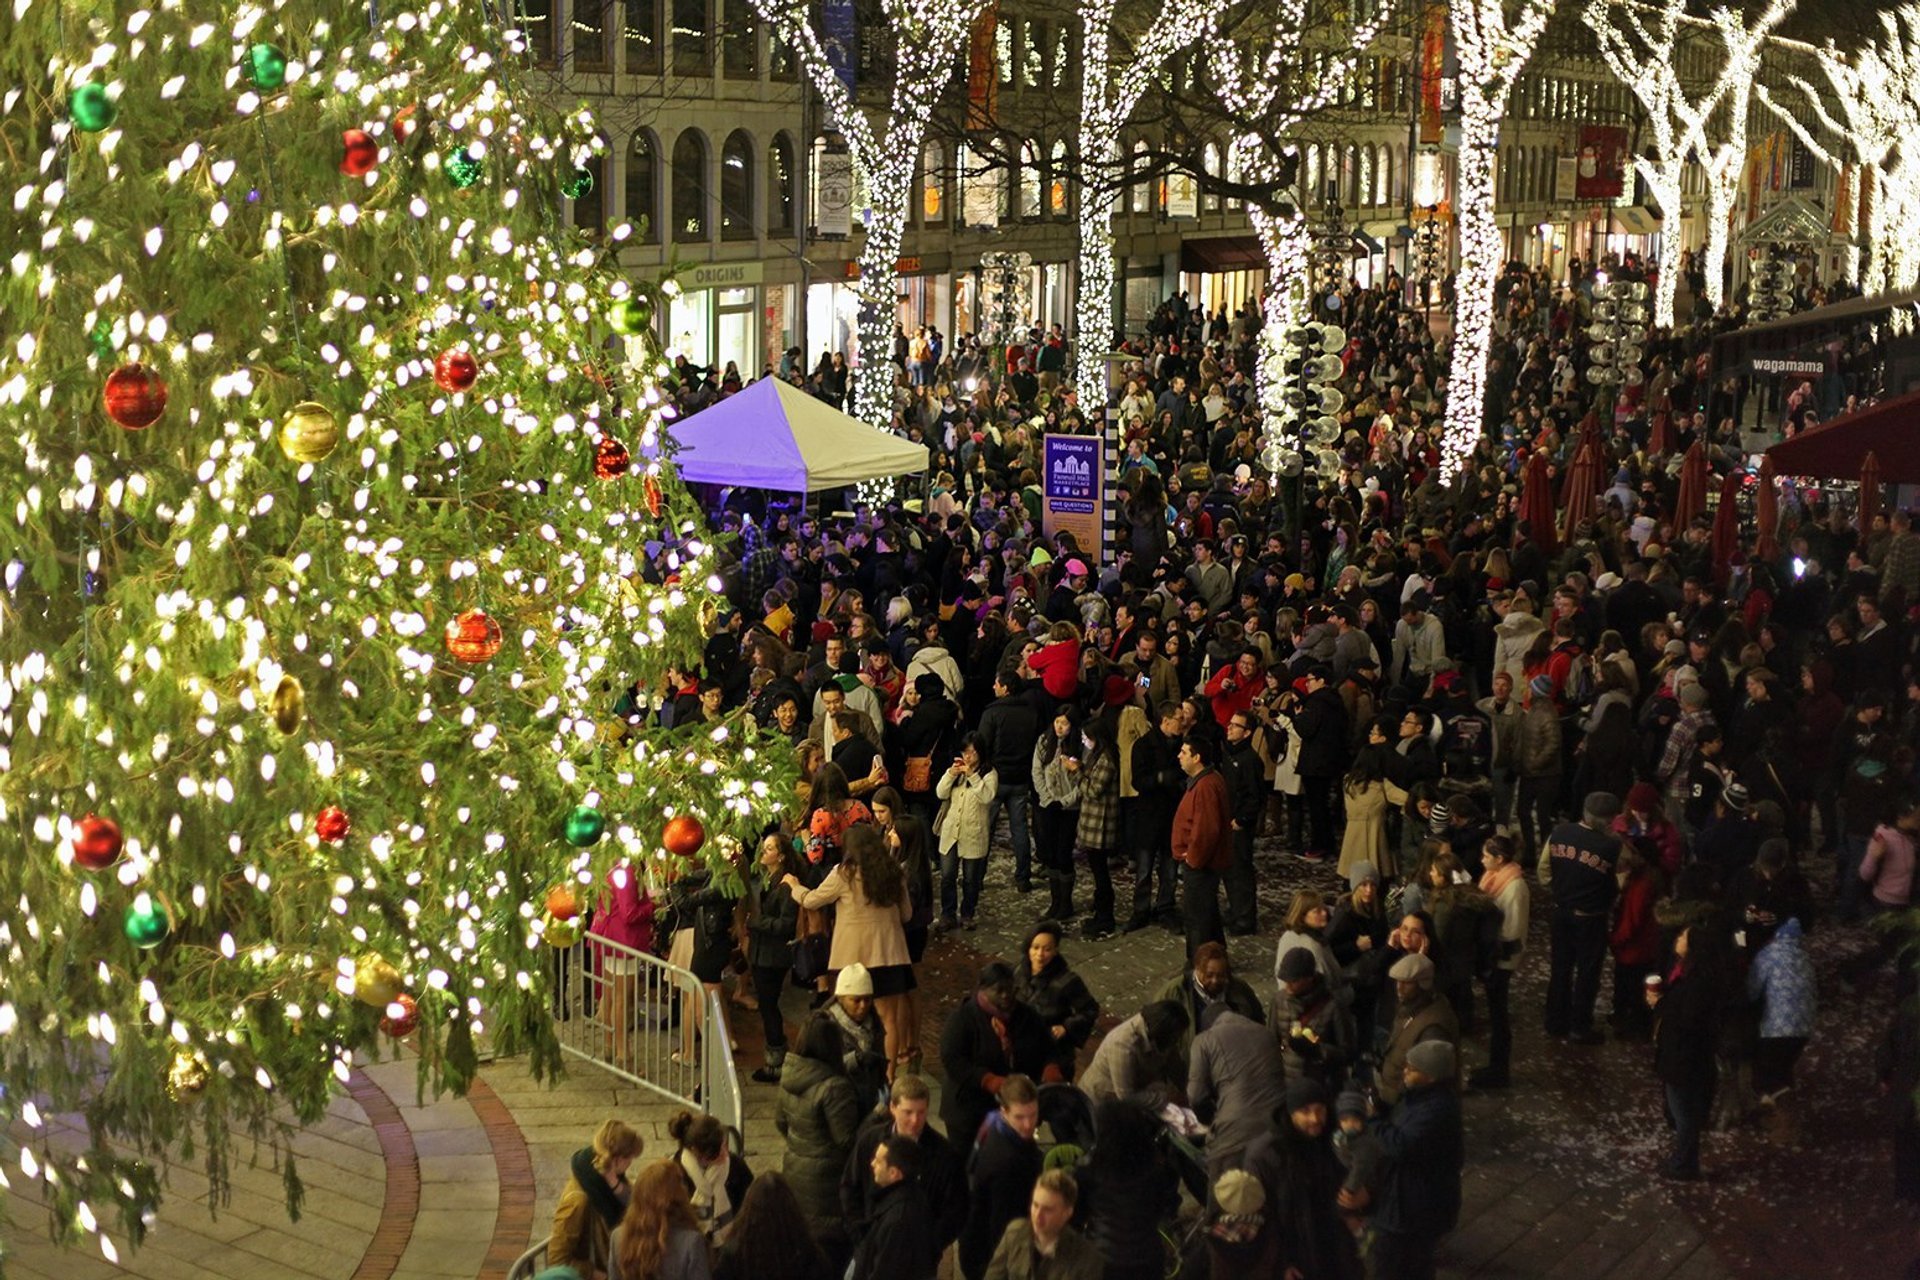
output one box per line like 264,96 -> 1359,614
791,932 -> 830,985
903,755 -> 934,793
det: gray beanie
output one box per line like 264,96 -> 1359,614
1277,947 -> 1319,982
1348,860 -> 1381,890
1679,682 -> 1710,710
1406,1039 -> 1456,1081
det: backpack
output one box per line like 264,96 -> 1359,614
1562,652 -> 1594,707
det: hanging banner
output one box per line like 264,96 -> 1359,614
1832,166 -> 1853,234
1166,172 -> 1198,218
1418,3 -> 1446,145
1555,155 -> 1578,202
817,139 -> 852,238
823,0 -> 856,97
966,5 -> 999,130
1574,125 -> 1628,200
1788,140 -> 1817,190
1042,434 -> 1104,555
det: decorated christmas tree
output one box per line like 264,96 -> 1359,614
0,0 -> 789,1259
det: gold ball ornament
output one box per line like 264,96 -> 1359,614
352,954 -> 404,1008
279,402 -> 341,463
544,914 -> 582,948
270,675 -> 306,735
166,1051 -> 210,1102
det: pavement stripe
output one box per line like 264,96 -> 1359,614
469,1075 -> 538,1279
346,1067 -> 420,1280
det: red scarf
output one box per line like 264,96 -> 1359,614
976,990 -> 1012,1059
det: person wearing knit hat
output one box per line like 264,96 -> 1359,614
1678,681 -> 1710,711
1528,672 -> 1556,701
1212,1168 -> 1265,1217
1367,1037 -> 1465,1280
1284,1076 -> 1331,1115
1335,1089 -> 1368,1119
1277,946 -> 1319,983
1348,860 -> 1381,890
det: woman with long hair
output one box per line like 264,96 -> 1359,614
552,1118 -> 645,1279
610,1158 -> 710,1280
784,823 -> 915,1077
1032,705 -> 1084,921
870,786 -> 933,1073
747,832 -> 804,1084
1336,747 -> 1408,881
712,1172 -> 834,1280
799,762 -> 872,999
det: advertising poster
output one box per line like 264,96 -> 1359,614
1042,435 -> 1104,559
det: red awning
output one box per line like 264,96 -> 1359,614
1179,235 -> 1267,273
1766,387 -> 1920,483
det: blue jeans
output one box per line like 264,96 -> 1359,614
1839,833 -> 1872,922
1664,1078 -> 1713,1175
940,850 -> 987,921
990,783 -> 1033,887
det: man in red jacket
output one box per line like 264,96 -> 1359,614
1172,734 -> 1234,957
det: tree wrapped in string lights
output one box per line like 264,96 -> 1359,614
1694,1 -> 1795,312
1583,0 -> 1794,328
1758,9 -> 1920,300
1071,0 -> 1223,409
1205,0 -> 1388,458
1440,0 -> 1557,479
746,0 -> 991,427
0,0 -> 790,1259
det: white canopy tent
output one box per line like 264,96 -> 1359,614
665,377 -> 928,493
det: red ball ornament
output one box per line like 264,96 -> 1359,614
662,814 -> 706,858
314,805 -> 352,844
433,348 -> 479,393
445,608 -> 504,663
103,364 -> 168,430
340,129 -> 379,176
593,436 -> 631,480
394,104 -> 423,144
72,814 -> 124,870
545,884 -> 580,921
378,992 -> 420,1038
643,474 -> 663,518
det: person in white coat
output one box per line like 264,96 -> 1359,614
935,734 -> 998,931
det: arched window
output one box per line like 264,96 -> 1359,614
1305,144 -> 1321,206
1380,146 -> 1394,208
720,129 -> 754,239
1131,138 -> 1152,214
672,130 -> 708,241
1049,140 -> 1068,216
1345,146 -> 1361,207
920,142 -> 945,225
1201,142 -> 1221,212
626,130 -> 659,243
1358,147 -> 1374,207
768,133 -> 796,235
1020,139 -> 1043,220
1226,142 -> 1243,211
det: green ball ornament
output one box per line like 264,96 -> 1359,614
68,83 -> 117,133
246,43 -> 289,91
87,319 -> 114,360
123,894 -> 171,950
563,804 -> 606,848
562,166 -> 595,199
444,146 -> 486,189
608,297 -> 652,335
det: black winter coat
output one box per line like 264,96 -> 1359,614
1370,1082 -> 1464,1240
959,1117 -> 1043,1280
1014,955 -> 1101,1060
1653,963 -> 1721,1088
840,1111 -> 969,1253
977,693 -> 1040,787
849,1179 -> 940,1280
1243,1124 -> 1362,1279
1291,687 -> 1351,778
1075,1146 -> 1181,1277
938,997 -> 1049,1150
746,868 -> 800,970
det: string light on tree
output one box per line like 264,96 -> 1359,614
1440,0 -> 1559,480
1693,2 -> 1796,311
744,0 -> 992,427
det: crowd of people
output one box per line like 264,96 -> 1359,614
539,256 -> 1920,1280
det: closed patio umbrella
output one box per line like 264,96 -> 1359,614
1674,440 -> 1709,528
1520,449 -> 1558,558
1755,454 -> 1780,564
1560,442 -> 1601,544
1860,450 -> 1883,532
1710,470 -> 1742,586
1648,409 -> 1673,458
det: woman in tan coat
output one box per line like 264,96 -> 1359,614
783,824 -> 915,1077
1338,747 -> 1409,880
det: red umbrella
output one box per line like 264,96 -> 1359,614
1520,450 -> 1558,558
1710,470 -> 1742,586
1560,442 -> 1601,543
1755,453 -> 1780,564
1648,410 -> 1672,458
1674,441 -> 1709,528
1860,450 -> 1883,532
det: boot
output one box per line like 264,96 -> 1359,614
751,1046 -> 785,1085
1046,869 -> 1077,922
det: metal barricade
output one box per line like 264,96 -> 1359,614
549,933 -> 744,1139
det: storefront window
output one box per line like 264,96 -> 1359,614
670,288 -> 714,367
717,286 -> 756,379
